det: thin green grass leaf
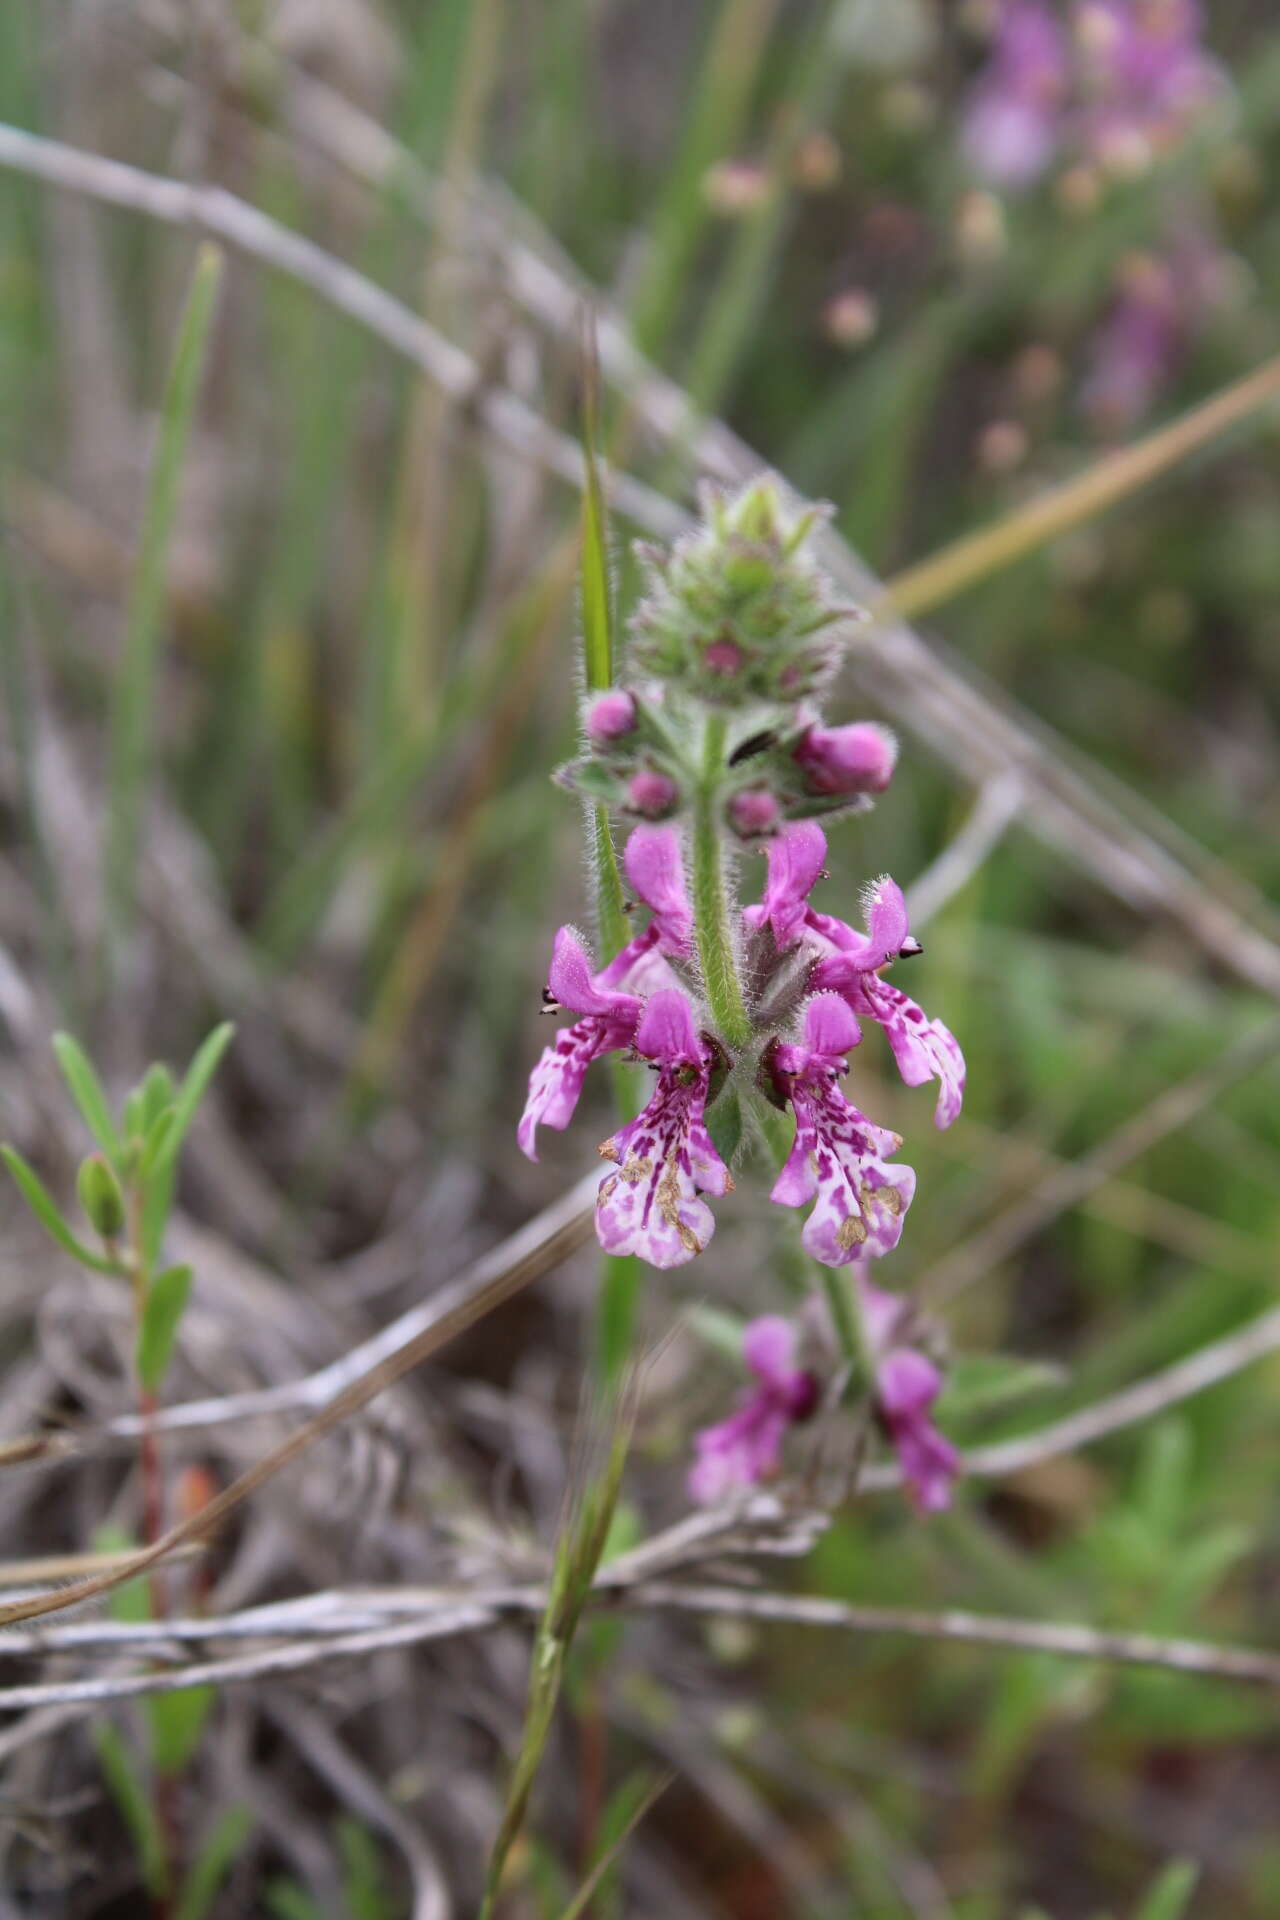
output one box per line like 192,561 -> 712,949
1133,1861 -> 1200,1920
93,1720 -> 168,1896
105,243 -> 223,958
554,1773 -> 672,1920
174,1805 -> 253,1920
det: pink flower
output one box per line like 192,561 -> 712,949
744,825 -> 965,1128
519,828 -> 692,1159
963,0 -> 1070,187
584,689 -> 638,746
793,721 -> 898,798
517,928 -> 644,1161
689,1315 -> 819,1503
768,995 -> 916,1267
597,991 -> 731,1268
858,1280 -> 962,1511
810,876 -> 966,1130
743,818 -> 827,951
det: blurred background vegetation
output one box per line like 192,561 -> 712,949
0,1 -> 1278,1915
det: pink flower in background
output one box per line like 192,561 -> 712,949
1081,235 -> 1232,432
963,0 -> 1070,186
689,1315 -> 820,1503
964,0 -> 1225,187
596,990 -> 730,1268
859,1280 -> 962,1511
768,994 -> 917,1267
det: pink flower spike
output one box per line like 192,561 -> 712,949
876,1348 -> 961,1513
624,825 -> 693,950
794,721 -> 898,798
584,689 -> 638,746
689,1315 -> 819,1504
597,990 -> 729,1269
743,820 -> 828,950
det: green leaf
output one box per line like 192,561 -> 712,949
686,1302 -> 748,1364
136,1264 -> 193,1393
1,1145 -> 122,1275
51,1032 -> 122,1162
705,1088 -> 743,1165
596,1254 -> 640,1385
142,1022 -> 234,1264
1133,1860 -> 1200,1920
94,1720 -> 168,1896
554,1774 -> 670,1920
149,1683 -> 214,1775
174,1805 -> 252,1920
937,1352 -> 1071,1422
140,1063 -> 177,1129
578,325 -> 614,697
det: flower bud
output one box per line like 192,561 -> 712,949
583,689 -> 638,747
728,787 -> 781,839
77,1153 -> 126,1242
626,769 -> 680,819
793,721 -> 898,798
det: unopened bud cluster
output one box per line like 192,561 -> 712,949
561,479 -> 898,841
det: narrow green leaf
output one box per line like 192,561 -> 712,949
142,1022 -> 234,1264
938,1352 -> 1070,1422
51,1032 -> 122,1162
1133,1860 -> 1200,1920
140,1063 -> 177,1129
555,1774 -> 671,1920
136,1264 -> 193,1393
579,323 -> 614,696
596,1254 -> 640,1383
686,1302 -> 748,1364
149,1683 -> 215,1776
94,1720 -> 168,1896
1,1146 -> 121,1275
106,243 -> 224,952
175,1806 -> 253,1920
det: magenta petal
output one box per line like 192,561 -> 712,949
518,1016 -> 622,1161
688,1393 -> 789,1504
624,825 -> 692,949
770,1080 -> 915,1266
742,1314 -> 798,1393
860,978 -> 966,1129
878,1348 -> 960,1512
861,876 -> 911,966
547,926 -> 638,1018
744,820 -> 828,950
803,991 -> 861,1062
634,988 -> 701,1066
596,1058 -> 728,1269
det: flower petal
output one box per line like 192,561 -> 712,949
624,825 -> 693,950
597,1064 -> 729,1268
877,1347 -> 961,1512
688,1395 -> 789,1503
547,926 -> 639,1019
743,820 -> 827,950
634,988 -> 702,1066
802,991 -> 861,1062
859,978 -> 966,1129
770,1080 -> 915,1266
742,1315 -> 799,1394
518,1016 -> 626,1161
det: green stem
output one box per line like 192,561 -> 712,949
691,712 -> 751,1050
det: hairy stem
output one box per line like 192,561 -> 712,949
691,711 -> 752,1050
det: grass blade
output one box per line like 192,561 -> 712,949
105,242 -> 223,959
